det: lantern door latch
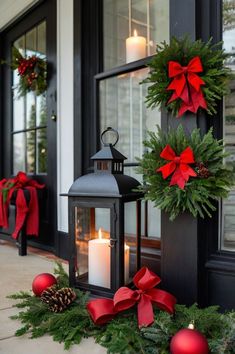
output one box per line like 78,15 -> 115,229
109,238 -> 117,248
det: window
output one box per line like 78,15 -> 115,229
97,0 -> 170,238
221,0 -> 235,251
12,21 -> 47,175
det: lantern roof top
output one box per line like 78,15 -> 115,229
68,173 -> 141,198
91,144 -> 127,161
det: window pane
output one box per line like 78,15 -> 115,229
13,36 -> 25,131
26,27 -> 37,56
221,0 -> 235,251
13,133 -> 26,174
100,68 -> 161,238
26,92 -> 36,128
26,130 -> 35,173
37,21 -> 46,57
36,93 -> 47,126
103,0 -> 169,70
36,128 -> 47,173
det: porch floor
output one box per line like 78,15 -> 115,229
0,240 -> 106,354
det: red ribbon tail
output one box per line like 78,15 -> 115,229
87,298 -> 116,325
0,190 -> 9,228
12,189 -> 29,240
25,187 -> 39,236
137,294 -> 154,328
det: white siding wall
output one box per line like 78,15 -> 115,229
0,0 -> 74,233
0,0 -> 39,30
57,0 -> 74,232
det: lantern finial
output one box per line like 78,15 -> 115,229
100,127 -> 119,147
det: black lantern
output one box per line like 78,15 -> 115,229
66,127 -> 143,297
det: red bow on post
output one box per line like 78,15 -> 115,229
0,171 -> 44,239
87,267 -> 176,328
157,145 -> 197,189
167,56 -> 207,116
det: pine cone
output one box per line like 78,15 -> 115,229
196,162 -> 211,179
41,285 -> 57,304
47,287 -> 76,313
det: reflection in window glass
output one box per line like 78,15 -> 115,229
26,92 -> 36,129
13,133 -> 26,174
37,128 -> 47,173
100,68 -> 161,238
103,0 -> 169,70
12,21 -> 47,175
27,130 -> 35,173
221,0 -> 235,251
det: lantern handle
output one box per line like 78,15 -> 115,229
100,127 -> 119,147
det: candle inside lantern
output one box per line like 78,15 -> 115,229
88,228 -> 111,288
126,29 -> 146,63
124,243 -> 130,284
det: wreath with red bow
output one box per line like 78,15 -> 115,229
137,125 -> 235,220
12,46 -> 47,97
143,37 -> 232,117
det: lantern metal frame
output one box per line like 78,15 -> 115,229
64,127 -> 143,297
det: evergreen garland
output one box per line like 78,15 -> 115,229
8,262 -> 235,353
11,46 -> 47,97
137,125 -> 235,220
143,37 -> 232,117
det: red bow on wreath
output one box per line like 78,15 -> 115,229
87,267 -> 176,328
167,56 -> 207,116
157,145 -> 197,189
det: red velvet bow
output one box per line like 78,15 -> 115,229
157,145 -> 197,189
87,267 -> 176,328
167,56 -> 207,116
0,171 -> 44,239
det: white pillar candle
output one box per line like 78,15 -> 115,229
126,30 -> 146,63
88,229 -> 110,288
124,243 -> 130,284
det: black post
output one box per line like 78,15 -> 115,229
160,0 -> 206,305
18,226 -> 27,256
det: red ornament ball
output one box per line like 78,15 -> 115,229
32,273 -> 57,296
170,328 -> 209,354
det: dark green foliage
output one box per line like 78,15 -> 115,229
8,263 -> 235,353
143,37 -> 232,116
137,125 -> 235,220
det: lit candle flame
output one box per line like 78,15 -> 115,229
98,228 -> 102,240
133,29 -> 138,37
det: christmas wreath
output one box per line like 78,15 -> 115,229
12,46 -> 47,97
137,125 -> 235,220
143,37 -> 232,117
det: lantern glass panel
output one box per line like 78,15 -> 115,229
124,201 -> 138,284
75,206 -> 111,289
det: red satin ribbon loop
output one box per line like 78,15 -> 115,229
157,145 -> 197,189
87,267 -> 177,328
0,171 -> 44,239
167,56 -> 207,116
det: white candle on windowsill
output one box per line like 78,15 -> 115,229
88,228 -> 111,288
126,29 -> 146,63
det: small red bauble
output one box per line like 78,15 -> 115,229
32,273 -> 57,296
170,326 -> 209,354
